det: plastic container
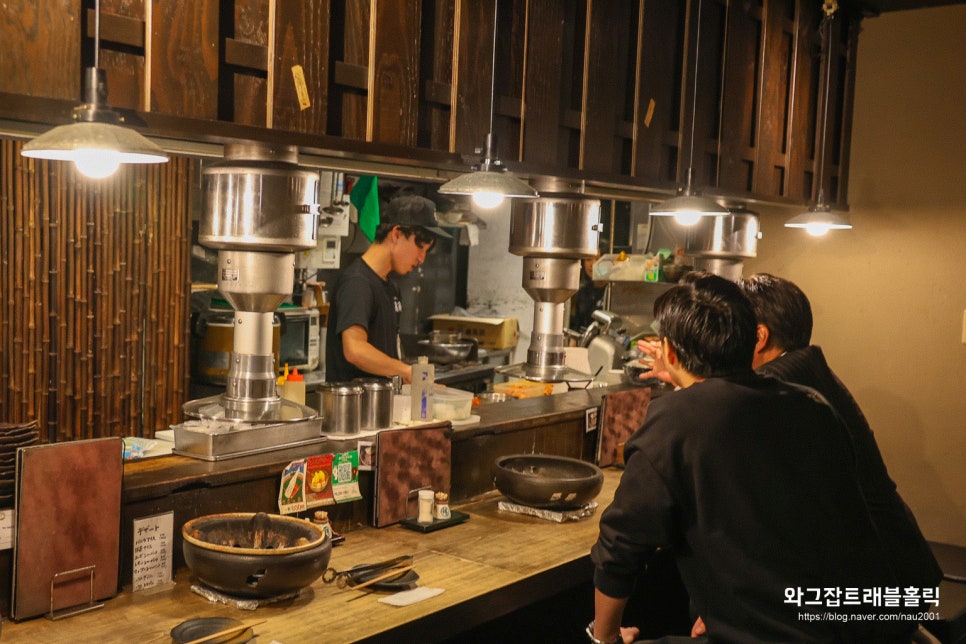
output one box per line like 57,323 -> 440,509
282,368 -> 306,405
432,386 -> 474,421
410,356 -> 435,421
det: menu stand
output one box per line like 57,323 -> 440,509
47,565 -> 104,621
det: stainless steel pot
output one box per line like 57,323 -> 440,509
319,382 -> 363,435
352,378 -> 393,430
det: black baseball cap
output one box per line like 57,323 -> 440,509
382,195 -> 452,239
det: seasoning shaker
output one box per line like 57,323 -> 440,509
417,489 -> 435,524
433,492 -> 451,520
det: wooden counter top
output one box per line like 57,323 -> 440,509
2,469 -> 622,643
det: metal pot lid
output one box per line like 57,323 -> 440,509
319,383 -> 364,395
351,377 -> 393,391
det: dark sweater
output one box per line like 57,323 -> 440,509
759,346 -> 941,590
592,372 -> 915,643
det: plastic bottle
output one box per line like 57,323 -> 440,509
410,356 -> 435,421
283,367 -> 306,405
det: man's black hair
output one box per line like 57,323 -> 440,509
653,273 -> 757,377
738,273 -> 813,351
372,223 -> 438,248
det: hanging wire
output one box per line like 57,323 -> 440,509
93,0 -> 101,69
487,0 -> 498,139
815,1 -> 838,204
685,0 -> 705,174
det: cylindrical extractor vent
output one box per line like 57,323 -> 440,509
200,143 -> 320,252
509,198 -> 601,258
686,212 -> 760,259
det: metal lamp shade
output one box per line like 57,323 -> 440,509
21,120 -> 168,165
438,167 -> 539,200
784,204 -> 852,236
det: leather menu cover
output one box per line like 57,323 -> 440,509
12,438 -> 123,620
597,387 -> 652,468
373,426 -> 451,527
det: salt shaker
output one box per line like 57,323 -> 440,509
417,489 -> 435,524
433,491 -> 451,520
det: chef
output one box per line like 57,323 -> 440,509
325,194 -> 451,383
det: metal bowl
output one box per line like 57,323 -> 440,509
182,512 -> 331,597
415,338 -> 475,364
493,454 -> 604,509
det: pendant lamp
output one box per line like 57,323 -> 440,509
650,0 -> 728,226
785,1 -> 851,236
437,1 -> 538,209
21,0 -> 168,179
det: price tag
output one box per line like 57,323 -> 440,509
132,512 -> 174,591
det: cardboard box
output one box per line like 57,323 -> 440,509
429,315 -> 519,350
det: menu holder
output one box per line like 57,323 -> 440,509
12,438 -> 123,621
373,425 -> 451,527
596,387 -> 652,468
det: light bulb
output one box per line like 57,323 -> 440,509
673,210 -> 703,226
73,149 -> 122,179
805,223 -> 831,237
471,191 -> 505,209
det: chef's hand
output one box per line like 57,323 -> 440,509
636,339 -> 672,384
691,615 -> 706,637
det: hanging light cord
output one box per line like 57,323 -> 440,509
479,0 -> 500,164
93,0 -> 101,69
685,0 -> 705,183
815,3 -> 837,205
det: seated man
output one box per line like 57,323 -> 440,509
737,273 -> 941,592
589,274 -> 916,643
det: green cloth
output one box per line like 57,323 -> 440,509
350,175 -> 380,242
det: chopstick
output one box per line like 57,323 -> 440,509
182,619 -> 266,644
348,564 -> 415,592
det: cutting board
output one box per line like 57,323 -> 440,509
596,387 -> 652,467
373,426 -> 451,527
12,438 -> 123,620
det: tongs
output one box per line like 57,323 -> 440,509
322,554 -> 414,589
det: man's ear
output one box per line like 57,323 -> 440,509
661,337 -> 678,366
755,324 -> 770,354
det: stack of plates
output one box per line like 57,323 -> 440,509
0,420 -> 40,507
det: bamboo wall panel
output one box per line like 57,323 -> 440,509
229,0 -> 271,127
520,0 -> 571,167
581,0 -> 634,174
0,140 -> 193,441
0,0 -> 81,99
150,0 -> 219,119
632,0 -> 683,185
273,0 -> 331,133
368,0 -> 421,145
